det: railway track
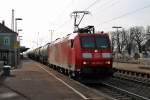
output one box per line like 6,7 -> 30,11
101,79 -> 150,100
45,61 -> 150,100
87,75 -> 150,100
113,72 -> 150,87
36,61 -> 150,100
113,68 -> 150,85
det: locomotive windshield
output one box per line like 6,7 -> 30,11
95,36 -> 109,48
80,36 -> 109,48
80,37 -> 95,48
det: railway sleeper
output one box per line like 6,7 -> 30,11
114,69 -> 150,85
115,69 -> 150,79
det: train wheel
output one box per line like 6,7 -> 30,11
59,68 -> 64,73
68,71 -> 72,78
69,71 -> 76,79
59,68 -> 62,73
65,69 -> 69,75
61,68 -> 65,74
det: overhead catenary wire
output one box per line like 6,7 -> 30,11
85,0 -> 118,12
55,0 -> 121,32
94,0 -> 120,13
53,0 -> 74,23
84,0 -> 102,10
55,0 -> 103,31
55,19 -> 72,32
101,3 -> 150,24
53,0 -> 75,32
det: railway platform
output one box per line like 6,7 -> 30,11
0,58 -> 109,100
113,61 -> 150,75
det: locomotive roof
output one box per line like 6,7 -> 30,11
68,33 -> 78,39
50,33 -> 78,45
50,32 -> 109,45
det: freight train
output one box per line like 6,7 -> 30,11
28,25 -> 113,79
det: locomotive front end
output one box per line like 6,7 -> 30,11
76,33 -> 113,77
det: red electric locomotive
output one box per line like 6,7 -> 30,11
28,11 -> 113,79
48,26 -> 113,78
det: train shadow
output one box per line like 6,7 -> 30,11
77,76 -> 113,85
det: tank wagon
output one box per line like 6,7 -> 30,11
39,43 -> 50,64
28,26 -> 113,78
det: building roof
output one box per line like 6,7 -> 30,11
20,46 -> 30,53
0,22 -> 17,34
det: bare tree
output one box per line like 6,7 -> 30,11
111,30 -> 122,53
120,29 -> 129,53
146,26 -> 150,39
130,26 -> 145,53
111,31 -> 116,52
125,28 -> 135,55
144,26 -> 150,53
111,28 -> 129,54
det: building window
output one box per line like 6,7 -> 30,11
3,37 -> 10,46
0,51 -> 8,61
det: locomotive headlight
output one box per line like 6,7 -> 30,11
106,61 -> 111,64
83,61 -> 87,64
102,53 -> 112,58
82,53 -> 92,58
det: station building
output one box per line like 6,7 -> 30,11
0,21 -> 20,69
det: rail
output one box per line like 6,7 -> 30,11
102,82 -> 150,100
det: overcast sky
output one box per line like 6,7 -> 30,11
0,0 -> 150,49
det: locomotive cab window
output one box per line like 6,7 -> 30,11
95,36 -> 109,48
80,37 -> 95,48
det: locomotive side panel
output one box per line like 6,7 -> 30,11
48,38 -> 75,70
58,40 -> 69,69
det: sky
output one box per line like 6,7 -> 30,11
0,0 -> 150,49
